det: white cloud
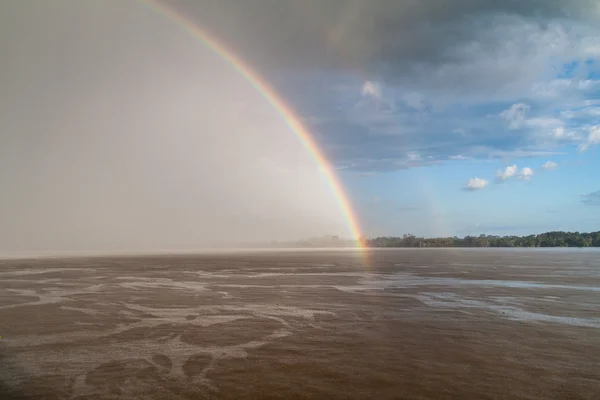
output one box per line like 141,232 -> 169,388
407,152 -> 421,161
535,125 -> 579,145
449,154 -> 470,160
589,126 -> 600,142
533,79 -> 600,99
361,81 -> 382,99
541,161 -> 558,170
525,118 -> 580,145
551,126 -> 567,138
587,108 -> 600,116
578,125 -> 600,152
531,79 -> 572,99
496,164 -> 518,181
464,177 -> 489,191
518,167 -> 534,180
561,107 -> 600,119
500,103 -> 530,129
525,117 -> 563,128
413,16 -> 600,103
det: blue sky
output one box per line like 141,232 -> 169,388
309,68 -> 600,237
319,71 -> 600,236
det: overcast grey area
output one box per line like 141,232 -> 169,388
0,0 -> 349,256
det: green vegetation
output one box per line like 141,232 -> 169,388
365,231 -> 600,248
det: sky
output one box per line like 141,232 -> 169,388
1,1 -> 600,254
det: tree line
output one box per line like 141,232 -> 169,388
364,231 -> 600,248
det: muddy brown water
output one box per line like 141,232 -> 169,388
1,249 -> 599,399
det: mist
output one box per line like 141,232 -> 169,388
0,0 -> 351,256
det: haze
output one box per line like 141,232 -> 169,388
0,0 -> 350,256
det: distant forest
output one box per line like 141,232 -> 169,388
365,231 -> 600,248
290,231 -> 600,248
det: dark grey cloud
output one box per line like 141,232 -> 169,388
582,190 -> 600,206
164,0 -> 599,92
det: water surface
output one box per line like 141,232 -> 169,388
1,249 -> 599,399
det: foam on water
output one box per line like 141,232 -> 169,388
0,268 -> 89,276
415,292 -> 600,328
331,272 -> 600,293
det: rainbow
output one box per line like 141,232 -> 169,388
140,0 -> 365,248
